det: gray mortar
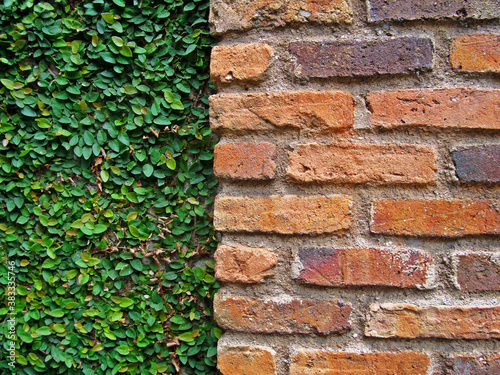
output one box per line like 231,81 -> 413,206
211,0 -> 500,373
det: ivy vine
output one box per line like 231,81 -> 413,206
0,0 -> 219,373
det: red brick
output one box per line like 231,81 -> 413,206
366,303 -> 500,339
289,38 -> 433,77
218,346 -> 277,375
287,142 -> 436,185
214,142 -> 276,180
295,247 -> 435,289
367,0 -> 500,22
368,88 -> 500,130
209,91 -> 354,135
210,44 -> 273,87
448,355 -> 500,375
214,195 -> 352,235
452,145 -> 500,183
454,253 -> 500,291
214,244 -> 277,283
290,350 -> 430,375
210,0 -> 352,35
450,33 -> 500,73
371,199 -> 500,237
214,294 -> 351,335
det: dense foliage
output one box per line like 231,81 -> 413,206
0,0 -> 219,373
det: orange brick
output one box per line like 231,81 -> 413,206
210,44 -> 273,87
214,195 -> 352,234
214,244 -> 277,283
287,142 -> 436,184
368,88 -> 500,130
214,142 -> 276,180
290,350 -> 430,375
366,303 -> 500,339
295,247 -> 435,289
210,0 -> 352,34
371,199 -> 500,237
209,91 -> 354,135
450,33 -> 500,73
214,294 -> 351,335
218,346 -> 277,375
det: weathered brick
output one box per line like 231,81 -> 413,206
295,247 -> 435,289
209,0 -> 352,35
368,88 -> 500,130
371,199 -> 500,237
210,44 -> 273,87
218,346 -> 277,375
209,91 -> 354,135
290,350 -> 430,375
215,195 -> 352,235
447,355 -> 500,375
454,253 -> 500,291
287,142 -> 436,185
366,303 -> 500,339
214,294 -> 351,335
289,38 -> 433,77
367,0 -> 500,22
214,244 -> 277,283
214,142 -> 276,180
450,33 -> 500,73
452,145 -> 500,183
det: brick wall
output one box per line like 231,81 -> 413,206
209,0 -> 500,374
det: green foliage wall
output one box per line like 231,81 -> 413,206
0,0 -> 219,373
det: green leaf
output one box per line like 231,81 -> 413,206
120,45 -> 132,57
171,100 -> 184,110
164,91 -> 174,103
1,79 -> 14,90
47,309 -> 65,318
36,118 -> 51,129
101,170 -> 109,182
116,345 -> 131,355
126,212 -> 137,221
36,326 -> 52,336
128,225 -> 141,238
167,159 -> 176,170
178,332 -> 194,342
111,36 -> 124,47
143,164 -> 154,177
119,297 -> 134,308
101,13 -> 114,24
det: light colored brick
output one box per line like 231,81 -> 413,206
209,91 -> 354,135
218,346 -> 277,375
214,244 -> 277,283
450,33 -> 500,73
214,294 -> 351,335
290,350 -> 430,375
371,199 -> 500,237
366,303 -> 500,339
210,0 -> 352,35
214,195 -> 352,235
368,88 -> 500,130
287,142 -> 436,184
210,44 -> 273,87
214,142 -> 276,180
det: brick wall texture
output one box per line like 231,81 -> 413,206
209,0 -> 500,373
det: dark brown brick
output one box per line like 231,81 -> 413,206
367,0 -> 500,22
214,294 -> 351,335
289,38 -> 433,77
452,145 -> 500,183
447,355 -> 500,375
295,247 -> 435,289
454,253 -> 500,292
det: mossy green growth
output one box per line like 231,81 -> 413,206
0,0 -> 220,373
